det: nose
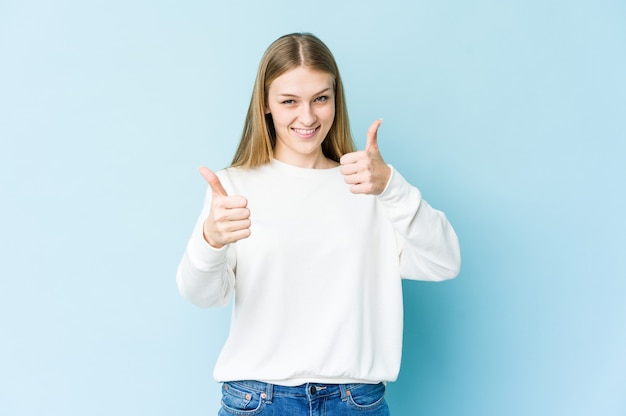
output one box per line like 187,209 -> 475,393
299,103 -> 317,126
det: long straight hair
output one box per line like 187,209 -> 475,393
231,33 -> 355,168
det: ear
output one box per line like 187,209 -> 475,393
264,102 -> 271,114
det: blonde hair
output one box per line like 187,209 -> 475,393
231,33 -> 355,168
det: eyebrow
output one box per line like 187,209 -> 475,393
277,88 -> 332,98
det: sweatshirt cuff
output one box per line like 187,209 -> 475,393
186,222 -> 229,270
377,165 -> 422,206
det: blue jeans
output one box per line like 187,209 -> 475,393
218,380 -> 390,416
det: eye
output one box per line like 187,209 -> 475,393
315,95 -> 328,103
282,99 -> 295,105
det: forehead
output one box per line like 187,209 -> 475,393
268,66 -> 334,96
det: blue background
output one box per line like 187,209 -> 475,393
1,0 -> 624,414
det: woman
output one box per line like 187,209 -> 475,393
177,32 -> 461,416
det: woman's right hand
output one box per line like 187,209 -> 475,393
198,167 -> 251,249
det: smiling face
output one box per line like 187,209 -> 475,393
265,66 -> 336,168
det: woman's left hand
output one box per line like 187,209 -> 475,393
340,119 -> 391,195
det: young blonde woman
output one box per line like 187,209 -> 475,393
177,32 -> 461,416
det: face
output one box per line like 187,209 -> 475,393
265,66 -> 335,168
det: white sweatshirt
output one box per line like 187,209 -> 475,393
176,159 -> 460,386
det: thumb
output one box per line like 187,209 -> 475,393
365,118 -> 383,152
198,166 -> 228,196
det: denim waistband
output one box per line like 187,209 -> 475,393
224,380 -> 382,402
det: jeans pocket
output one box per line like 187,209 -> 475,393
219,382 -> 266,415
345,383 -> 387,411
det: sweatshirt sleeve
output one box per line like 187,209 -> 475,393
376,166 -> 461,281
175,186 -> 236,308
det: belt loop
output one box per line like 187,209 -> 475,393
264,382 -> 273,402
339,384 -> 349,400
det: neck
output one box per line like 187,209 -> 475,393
273,152 -> 338,169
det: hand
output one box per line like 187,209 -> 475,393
339,119 -> 391,195
198,167 -> 251,248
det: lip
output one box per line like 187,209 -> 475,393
292,126 -> 320,139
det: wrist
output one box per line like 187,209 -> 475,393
203,227 -> 225,249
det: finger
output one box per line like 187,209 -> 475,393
199,166 -> 228,197
214,207 -> 250,221
217,219 -> 252,234
339,151 -> 360,166
365,118 -> 383,152
349,182 -> 377,195
343,172 -> 366,185
205,227 -> 251,248
215,196 -> 248,210
228,228 -> 252,242
339,163 -> 360,176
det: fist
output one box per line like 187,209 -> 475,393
340,119 -> 391,195
199,167 -> 251,248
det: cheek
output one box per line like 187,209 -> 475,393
320,104 -> 335,123
269,109 -> 289,126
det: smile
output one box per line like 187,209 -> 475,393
292,127 -> 319,135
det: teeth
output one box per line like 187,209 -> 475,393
293,128 -> 316,135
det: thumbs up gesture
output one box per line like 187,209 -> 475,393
198,167 -> 251,249
339,119 -> 391,195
